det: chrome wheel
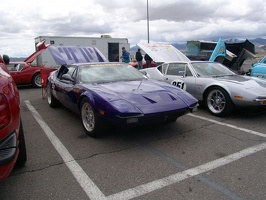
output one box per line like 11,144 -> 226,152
32,73 -> 42,87
205,87 -> 234,117
81,101 -> 95,132
207,89 -> 226,114
47,82 -> 60,108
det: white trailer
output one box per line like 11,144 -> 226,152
34,35 -> 130,67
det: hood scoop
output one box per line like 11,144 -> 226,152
142,93 -> 177,104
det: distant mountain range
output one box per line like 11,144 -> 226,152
10,57 -> 27,62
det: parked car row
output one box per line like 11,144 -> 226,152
2,40 -> 265,181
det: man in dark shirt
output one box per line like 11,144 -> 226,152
144,54 -> 152,68
135,48 -> 143,69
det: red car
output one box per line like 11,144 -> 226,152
9,40 -> 55,88
0,54 -> 27,180
129,60 -> 157,69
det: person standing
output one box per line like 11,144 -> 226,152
144,53 -> 152,68
121,47 -> 130,63
135,48 -> 143,70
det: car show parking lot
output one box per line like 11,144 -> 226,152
0,86 -> 266,200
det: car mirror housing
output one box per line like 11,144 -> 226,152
178,71 -> 186,77
62,74 -> 74,82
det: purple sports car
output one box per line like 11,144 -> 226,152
47,46 -> 198,137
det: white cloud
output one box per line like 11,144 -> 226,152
0,0 -> 265,57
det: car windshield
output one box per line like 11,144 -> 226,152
78,63 -> 145,83
191,62 -> 236,77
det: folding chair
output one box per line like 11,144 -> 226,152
40,68 -> 57,99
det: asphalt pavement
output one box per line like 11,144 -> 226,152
0,83 -> 266,200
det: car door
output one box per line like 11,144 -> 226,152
164,63 -> 196,96
9,64 -> 29,84
58,66 -> 79,113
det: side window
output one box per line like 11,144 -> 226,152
72,68 -> 77,79
67,66 -> 76,78
185,64 -> 193,76
162,63 -> 168,74
166,63 -> 186,76
18,64 -> 25,71
58,65 -> 77,81
57,65 -> 68,79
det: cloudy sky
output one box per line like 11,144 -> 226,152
0,0 -> 265,57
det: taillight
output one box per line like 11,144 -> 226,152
0,94 -> 11,129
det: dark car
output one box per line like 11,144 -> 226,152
0,54 -> 27,180
129,60 -> 157,68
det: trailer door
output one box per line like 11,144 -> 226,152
108,43 -> 119,62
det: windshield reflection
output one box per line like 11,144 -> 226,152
79,64 -> 145,83
191,62 -> 236,77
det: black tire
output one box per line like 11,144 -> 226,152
205,87 -> 234,117
80,98 -> 108,137
16,117 -> 27,167
32,72 -> 42,88
47,82 -> 60,108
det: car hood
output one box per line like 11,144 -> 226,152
216,75 -> 266,93
83,80 -> 196,114
24,40 -> 50,63
252,63 -> 266,68
137,42 -> 190,62
48,46 -> 108,65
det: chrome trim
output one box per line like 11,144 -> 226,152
253,98 -> 266,105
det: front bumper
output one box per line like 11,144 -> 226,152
108,106 -> 196,126
0,131 -> 18,180
253,98 -> 266,105
189,103 -> 199,112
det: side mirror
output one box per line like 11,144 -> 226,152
139,70 -> 147,76
62,74 -> 74,82
178,71 -> 186,77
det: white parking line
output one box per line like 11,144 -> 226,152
106,142 -> 266,200
25,101 -> 106,200
187,113 -> 266,138
25,101 -> 266,200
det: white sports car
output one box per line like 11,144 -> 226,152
138,42 -> 266,117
